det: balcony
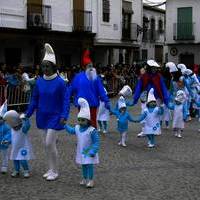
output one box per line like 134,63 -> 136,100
27,4 -> 52,30
173,23 -> 195,40
121,23 -> 138,41
142,29 -> 161,43
73,10 -> 92,32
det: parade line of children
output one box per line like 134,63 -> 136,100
1,66 -> 200,189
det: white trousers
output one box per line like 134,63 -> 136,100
42,129 -> 58,173
0,149 -> 9,168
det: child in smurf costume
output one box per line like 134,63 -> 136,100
97,88 -> 110,134
0,101 -> 11,174
131,88 -> 164,148
3,110 -> 34,178
65,98 -> 100,188
111,96 -> 135,147
168,90 -> 188,138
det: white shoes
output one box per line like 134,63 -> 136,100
177,134 -> 182,138
137,132 -> 145,137
118,141 -> 122,146
80,179 -> 87,186
103,130 -> 107,134
148,143 -> 155,148
43,170 -> 52,178
43,170 -> 58,181
86,180 -> 94,188
121,142 -> 127,147
23,170 -> 30,178
1,167 -> 8,174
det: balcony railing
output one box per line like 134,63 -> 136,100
173,23 -> 195,40
73,10 -> 92,32
142,29 -> 161,42
27,4 -> 52,30
121,23 -> 139,41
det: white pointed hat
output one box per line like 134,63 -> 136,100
175,90 -> 186,103
166,62 -> 178,73
177,64 -> 187,70
182,69 -> 193,76
147,88 -> 156,103
0,100 -> 7,117
118,96 -> 126,109
77,98 -> 90,120
43,43 -> 56,64
3,110 -> 21,127
119,85 -> 132,97
147,60 -> 160,67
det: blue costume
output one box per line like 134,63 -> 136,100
0,123 -> 11,150
133,73 -> 169,105
0,122 -> 11,172
26,76 -> 70,130
65,124 -> 100,181
111,109 -> 134,133
69,72 -> 110,108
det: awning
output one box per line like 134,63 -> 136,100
122,1 -> 134,14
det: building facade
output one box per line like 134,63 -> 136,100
94,0 -> 143,66
0,0 -> 96,68
141,4 -> 165,64
166,0 -> 200,67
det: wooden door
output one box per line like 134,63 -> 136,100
73,0 -> 84,31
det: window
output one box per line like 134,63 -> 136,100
103,0 -> 110,22
142,49 -> 148,61
177,7 -> 193,40
158,19 -> 164,33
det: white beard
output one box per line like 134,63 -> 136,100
85,68 -> 97,81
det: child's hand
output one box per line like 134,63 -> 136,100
1,140 -> 9,145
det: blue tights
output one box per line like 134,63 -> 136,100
14,160 -> 29,172
146,134 -> 155,145
82,164 -> 94,180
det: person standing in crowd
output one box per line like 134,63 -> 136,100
25,43 -> 70,181
69,49 -> 110,128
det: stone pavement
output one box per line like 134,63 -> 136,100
1,101 -> 200,200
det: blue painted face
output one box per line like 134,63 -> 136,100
78,118 -> 89,127
119,107 -> 126,113
147,101 -> 157,108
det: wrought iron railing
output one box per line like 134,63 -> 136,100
27,4 -> 52,30
173,23 -> 195,40
121,23 -> 138,41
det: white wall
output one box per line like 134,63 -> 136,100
0,0 -> 26,29
166,0 -> 200,44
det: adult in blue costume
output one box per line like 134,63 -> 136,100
69,49 -> 110,128
132,60 -> 169,106
26,44 -> 69,181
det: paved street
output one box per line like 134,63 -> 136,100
1,100 -> 200,200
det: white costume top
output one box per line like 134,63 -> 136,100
75,125 -> 99,165
10,128 -> 34,160
172,104 -> 184,129
97,88 -> 110,121
97,101 -> 110,121
144,107 -> 161,135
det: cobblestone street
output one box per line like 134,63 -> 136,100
1,101 -> 200,200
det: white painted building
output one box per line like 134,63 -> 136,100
141,4 -> 165,64
94,0 -> 143,66
0,0 -> 96,67
166,0 -> 200,67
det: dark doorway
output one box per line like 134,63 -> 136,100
5,48 -> 21,67
155,45 -> 163,63
179,53 -> 194,67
